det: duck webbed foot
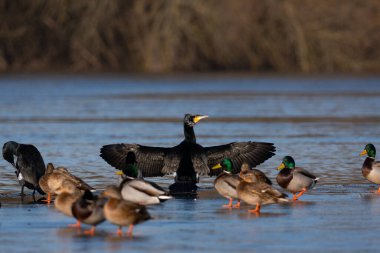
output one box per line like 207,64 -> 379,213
222,198 -> 233,208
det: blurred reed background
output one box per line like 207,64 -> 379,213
0,0 -> 379,73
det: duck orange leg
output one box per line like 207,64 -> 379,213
41,193 -> 51,204
83,226 -> 96,236
127,224 -> 134,237
248,203 -> 261,214
293,189 -> 307,201
117,226 -> 123,236
68,220 -> 81,228
223,198 -> 233,208
233,200 -> 241,208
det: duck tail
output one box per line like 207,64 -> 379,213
158,195 -> 173,202
311,177 -> 319,188
277,197 -> 290,203
137,206 -> 152,221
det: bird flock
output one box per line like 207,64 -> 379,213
1,114 -> 379,237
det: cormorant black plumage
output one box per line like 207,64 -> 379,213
2,141 -> 46,196
100,114 -> 276,193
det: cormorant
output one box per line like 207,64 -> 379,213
2,141 -> 46,197
100,114 -> 276,194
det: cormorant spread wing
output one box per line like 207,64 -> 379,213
100,114 -> 276,182
205,142 -> 276,176
100,143 -> 176,177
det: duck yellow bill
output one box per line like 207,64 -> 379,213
360,150 -> 367,156
193,115 -> 208,123
212,164 -> 222,170
115,171 -> 123,175
277,163 -> 285,170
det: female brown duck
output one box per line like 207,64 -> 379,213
39,163 -> 94,204
102,185 -> 151,237
237,169 -> 288,214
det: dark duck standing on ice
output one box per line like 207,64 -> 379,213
2,141 -> 45,197
100,114 -> 276,194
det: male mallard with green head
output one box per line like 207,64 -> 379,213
115,152 -> 172,205
276,156 -> 318,201
360,143 -> 380,193
212,158 -> 242,208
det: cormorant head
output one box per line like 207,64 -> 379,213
2,141 -> 19,165
184,114 -> 208,127
277,156 -> 295,170
212,158 -> 233,173
360,143 -> 376,158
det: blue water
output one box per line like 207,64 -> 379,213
0,75 -> 380,252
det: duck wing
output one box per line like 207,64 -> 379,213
120,178 -> 167,196
373,161 -> 380,170
247,182 -> 288,200
55,167 -> 94,191
100,144 -> 178,177
294,167 -> 317,179
205,142 -> 276,176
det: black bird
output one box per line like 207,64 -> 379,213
2,141 -> 46,197
100,114 -> 276,194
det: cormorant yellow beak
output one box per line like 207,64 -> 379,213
277,163 -> 285,170
211,163 -> 222,170
360,150 -> 367,156
115,171 -> 123,175
193,115 -> 208,123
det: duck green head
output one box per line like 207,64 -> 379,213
212,158 -> 233,173
277,156 -> 295,170
360,143 -> 376,158
116,152 -> 139,178
122,163 -> 139,178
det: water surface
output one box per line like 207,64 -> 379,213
0,75 -> 380,252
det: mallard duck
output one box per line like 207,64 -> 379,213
39,163 -> 94,204
100,114 -> 275,194
2,141 -> 45,197
360,143 -> 380,193
114,153 -> 172,205
237,169 -> 288,214
102,185 -> 151,237
54,180 -> 83,228
119,176 -> 172,205
72,190 -> 106,235
211,158 -> 242,208
212,160 -> 273,208
276,156 -> 318,201
243,165 -> 273,185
